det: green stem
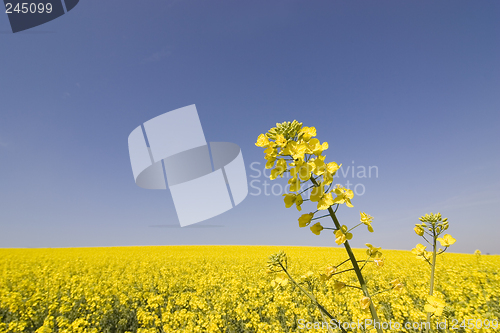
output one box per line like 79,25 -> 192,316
425,232 -> 438,333
309,178 -> 384,333
347,222 -> 364,233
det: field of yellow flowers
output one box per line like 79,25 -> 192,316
0,246 -> 498,333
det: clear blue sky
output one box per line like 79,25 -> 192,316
1,0 -> 499,254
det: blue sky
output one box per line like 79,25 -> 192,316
1,0 -> 499,254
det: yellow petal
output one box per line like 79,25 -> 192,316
310,222 -> 324,235
298,213 -> 314,228
424,304 -> 435,313
255,134 -> 269,147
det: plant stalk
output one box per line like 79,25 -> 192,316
425,234 -> 437,333
327,206 -> 384,333
310,176 -> 383,333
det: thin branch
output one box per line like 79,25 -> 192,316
298,185 -> 316,195
311,214 -> 331,221
344,284 -> 362,290
331,268 -> 355,276
370,288 -> 393,297
336,258 -> 350,268
313,175 -> 322,182
325,181 -> 334,193
437,247 -> 448,255
422,235 -> 432,245
360,255 -> 372,271
347,222 -> 363,233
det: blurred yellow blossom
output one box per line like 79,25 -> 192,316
310,222 -> 324,235
366,244 -> 382,258
334,226 -> 353,245
332,186 -> 354,207
319,265 -> 337,281
374,258 -> 384,267
412,244 -> 427,257
360,296 -> 371,310
424,295 -> 446,316
283,193 -> 303,211
298,213 -> 314,228
271,273 -> 289,288
255,134 -> 270,147
360,212 -> 374,232
310,183 -> 334,211
391,279 -> 404,293
333,281 -> 346,292
437,234 -> 456,247
299,126 -> 316,141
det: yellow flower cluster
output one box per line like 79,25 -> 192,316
1,246 -> 498,333
256,121 -> 359,237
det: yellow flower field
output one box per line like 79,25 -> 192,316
0,246 -> 498,333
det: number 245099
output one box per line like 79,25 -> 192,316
5,3 -> 53,14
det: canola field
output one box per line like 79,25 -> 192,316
0,246 -> 499,333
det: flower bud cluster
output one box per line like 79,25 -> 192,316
415,212 -> 449,237
267,251 -> 288,273
412,212 -> 455,264
256,121 -> 357,237
266,120 -> 303,140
